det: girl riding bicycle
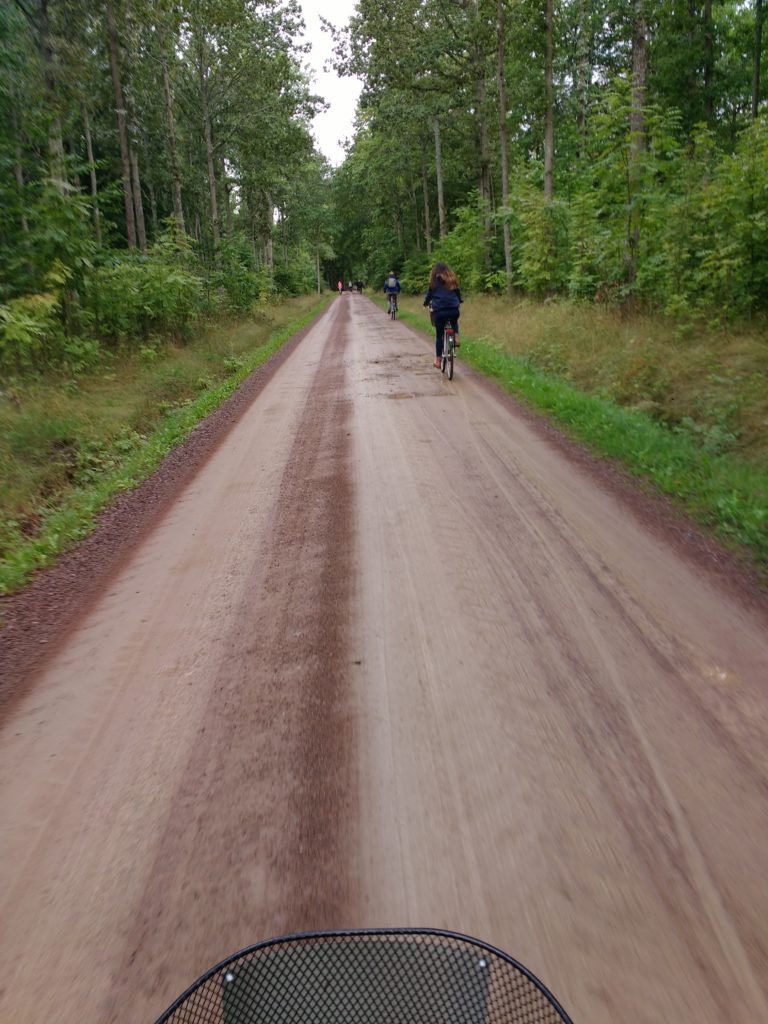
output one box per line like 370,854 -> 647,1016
423,261 -> 462,368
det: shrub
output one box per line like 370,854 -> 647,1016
0,293 -> 59,370
87,248 -> 203,344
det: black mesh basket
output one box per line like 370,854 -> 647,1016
155,928 -> 573,1024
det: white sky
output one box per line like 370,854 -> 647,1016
299,0 -> 363,166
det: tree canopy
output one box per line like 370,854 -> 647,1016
327,0 -> 768,317
1,0 -> 767,373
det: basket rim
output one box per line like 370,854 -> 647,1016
154,927 -> 574,1024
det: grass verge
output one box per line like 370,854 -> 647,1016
0,294 -> 331,594
389,297 -> 767,570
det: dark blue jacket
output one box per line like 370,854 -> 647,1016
423,279 -> 462,315
383,275 -> 401,294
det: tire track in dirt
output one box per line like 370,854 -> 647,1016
98,300 -> 359,1022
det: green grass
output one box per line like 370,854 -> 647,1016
389,296 -> 768,569
0,294 -> 331,593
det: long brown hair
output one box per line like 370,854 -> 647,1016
429,261 -> 459,291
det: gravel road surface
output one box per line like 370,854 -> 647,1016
1,295 -> 767,1023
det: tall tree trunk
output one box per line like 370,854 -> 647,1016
37,0 -> 67,191
106,0 -> 137,248
544,0 -> 555,200
263,192 -> 273,272
687,0 -> 698,103
129,144 -> 147,251
14,142 -> 28,233
281,209 -> 289,266
316,247 -> 321,294
66,138 -> 81,190
408,172 -> 422,251
497,0 -> 512,294
627,0 -> 648,292
754,0 -> 764,118
475,69 -> 493,267
394,208 -> 405,255
575,0 -> 592,155
476,74 -> 492,208
198,36 -> 220,248
12,103 -> 29,233
420,136 -> 432,255
161,44 -> 185,232
433,117 -> 446,238
703,0 -> 714,124
83,105 -> 101,244
148,177 -> 158,235
222,163 -> 233,236
246,188 -> 259,259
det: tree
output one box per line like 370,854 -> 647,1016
754,0 -> 764,118
626,0 -> 648,293
105,0 -> 137,248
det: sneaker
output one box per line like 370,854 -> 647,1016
434,358 -> 442,368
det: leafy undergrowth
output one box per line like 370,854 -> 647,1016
392,296 -> 768,570
0,294 -> 330,593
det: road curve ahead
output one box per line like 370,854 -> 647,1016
1,294 -> 767,1024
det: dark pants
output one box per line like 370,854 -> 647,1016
434,311 -> 459,358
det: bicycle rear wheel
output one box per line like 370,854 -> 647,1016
155,928 -> 574,1024
443,328 -> 455,379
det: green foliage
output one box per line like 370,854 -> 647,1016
433,195 -> 489,293
0,294 -> 59,370
400,252 -> 433,294
87,250 -> 203,344
514,188 -> 569,296
214,233 -> 261,311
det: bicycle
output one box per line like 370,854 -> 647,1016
387,294 -> 398,319
442,321 -> 457,380
154,928 -> 574,1024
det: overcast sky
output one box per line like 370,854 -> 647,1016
300,0 -> 363,166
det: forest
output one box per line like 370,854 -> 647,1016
329,0 -> 767,315
1,1 -> 767,585
1,0 -> 331,371
1,1 -> 767,370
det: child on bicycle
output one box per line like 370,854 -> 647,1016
423,261 -> 461,368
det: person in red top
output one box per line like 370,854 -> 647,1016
337,279 -> 343,295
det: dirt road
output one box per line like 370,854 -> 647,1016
1,295 -> 767,1023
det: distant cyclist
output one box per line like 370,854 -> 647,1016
423,261 -> 461,368
383,270 -> 401,315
